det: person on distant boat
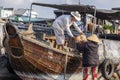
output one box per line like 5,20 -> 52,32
52,11 -> 83,50
76,34 -> 99,80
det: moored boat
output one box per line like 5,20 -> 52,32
4,22 -> 83,80
3,2 -> 120,80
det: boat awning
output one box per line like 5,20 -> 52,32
32,2 -> 94,12
95,9 -> 120,20
32,2 -> 120,20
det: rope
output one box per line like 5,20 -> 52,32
102,40 -> 107,59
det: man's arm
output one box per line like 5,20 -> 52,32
73,22 -> 84,35
66,27 -> 74,37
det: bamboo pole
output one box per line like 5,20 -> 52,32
92,6 -> 97,35
64,52 -> 68,80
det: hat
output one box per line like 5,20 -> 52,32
87,34 -> 100,43
71,11 -> 81,21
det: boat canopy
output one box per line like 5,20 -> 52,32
32,2 -> 94,12
32,2 -> 120,20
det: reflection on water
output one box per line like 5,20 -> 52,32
0,73 -> 22,80
0,77 -> 21,80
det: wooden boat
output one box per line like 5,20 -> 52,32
4,20 -> 120,80
3,3 -> 120,80
4,22 -> 83,80
5,23 -> 120,80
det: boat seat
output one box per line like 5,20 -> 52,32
19,30 -> 36,38
40,33 -> 77,52
19,23 -> 36,39
42,34 -> 70,50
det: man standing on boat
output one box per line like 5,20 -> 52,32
52,11 -> 83,50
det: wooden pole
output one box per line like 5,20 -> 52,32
78,0 -> 80,5
92,6 -> 97,35
64,52 -> 68,80
29,4 -> 32,24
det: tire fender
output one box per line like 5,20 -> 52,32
101,59 -> 114,79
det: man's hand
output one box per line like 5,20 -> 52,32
72,37 -> 76,40
72,36 -> 81,43
80,32 -> 84,35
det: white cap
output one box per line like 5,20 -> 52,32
71,11 -> 81,21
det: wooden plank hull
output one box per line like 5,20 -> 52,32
21,38 -> 82,74
4,23 -> 82,79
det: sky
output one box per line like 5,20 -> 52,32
0,0 -> 120,18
